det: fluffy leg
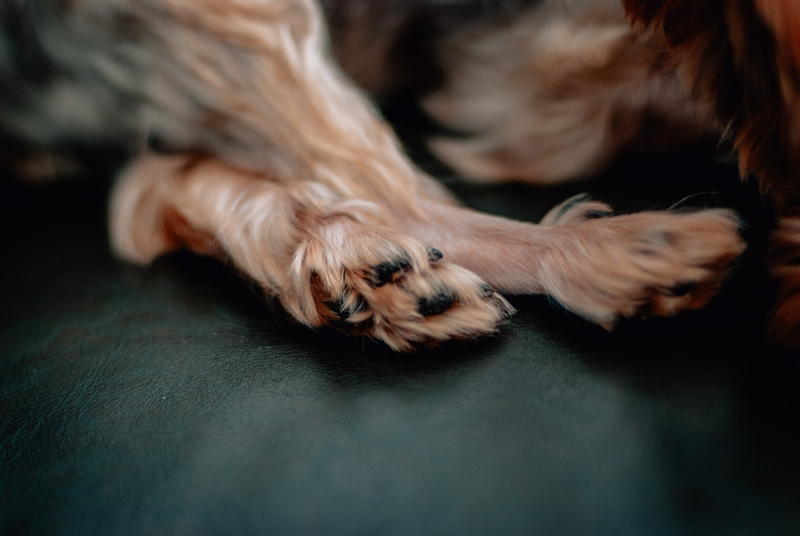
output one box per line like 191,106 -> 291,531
111,156 -> 745,348
404,195 -> 745,329
110,154 -> 513,351
98,0 -> 743,349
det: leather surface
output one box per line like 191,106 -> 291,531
2,115 -> 800,534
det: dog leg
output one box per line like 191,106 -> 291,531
111,155 -> 745,347
100,0 -> 742,348
86,0 -> 512,350
110,154 -> 514,351
403,195 -> 745,329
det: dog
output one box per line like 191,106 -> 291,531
0,0 -> 748,351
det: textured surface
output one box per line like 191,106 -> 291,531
2,110 -> 800,534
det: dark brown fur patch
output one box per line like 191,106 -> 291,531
624,0 -> 800,211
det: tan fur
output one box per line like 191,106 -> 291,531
110,151 -> 744,349
425,1 -> 718,184
622,0 -> 800,345
8,0 -> 746,350
111,153 -> 516,351
408,196 -> 744,328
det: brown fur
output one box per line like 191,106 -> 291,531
623,0 -> 800,344
424,0 -> 719,184
109,150 -> 743,350
3,0 -> 747,350
623,0 -> 799,203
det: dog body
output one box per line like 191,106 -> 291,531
0,0 -> 746,350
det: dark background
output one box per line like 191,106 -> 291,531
1,98 -> 799,535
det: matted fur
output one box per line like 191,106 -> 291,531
2,0 -> 746,350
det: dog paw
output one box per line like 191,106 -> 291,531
284,220 -> 515,351
541,208 -> 745,328
540,193 -> 614,226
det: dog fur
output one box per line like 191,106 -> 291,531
0,0 -> 746,351
424,0 -> 720,184
619,0 -> 800,346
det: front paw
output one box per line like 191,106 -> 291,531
541,208 -> 745,328
283,222 -> 515,351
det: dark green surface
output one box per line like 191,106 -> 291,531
2,134 -> 800,534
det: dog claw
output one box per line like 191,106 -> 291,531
541,194 -> 615,226
427,247 -> 444,262
554,193 -> 592,220
480,283 -> 495,297
583,209 -> 612,219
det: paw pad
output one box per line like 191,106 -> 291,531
418,292 -> 456,317
369,256 -> 411,286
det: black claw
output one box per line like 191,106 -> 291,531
427,247 -> 444,262
370,256 -> 411,286
554,193 -> 592,220
480,283 -> 495,297
669,282 -> 697,296
418,292 -> 456,317
584,209 -> 612,220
